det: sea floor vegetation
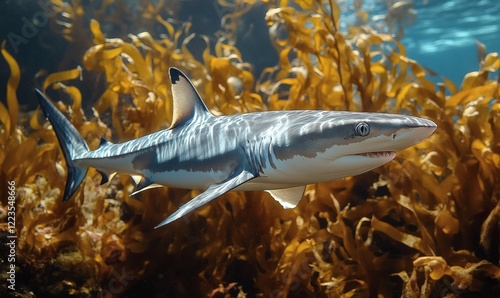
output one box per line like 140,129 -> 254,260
1,0 -> 499,297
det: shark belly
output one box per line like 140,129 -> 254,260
77,151 -> 239,191
137,142 -> 245,191
75,154 -> 140,176
146,169 -> 229,190
233,178 -> 299,191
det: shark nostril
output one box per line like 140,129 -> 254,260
392,133 -> 396,140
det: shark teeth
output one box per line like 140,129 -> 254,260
356,151 -> 396,158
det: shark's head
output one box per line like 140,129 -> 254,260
319,112 -> 437,178
270,111 -> 437,183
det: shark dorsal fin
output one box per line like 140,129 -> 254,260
99,137 -> 112,147
169,67 -> 212,128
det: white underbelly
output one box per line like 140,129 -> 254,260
147,169 -> 228,190
233,177 -> 299,191
149,169 -> 301,192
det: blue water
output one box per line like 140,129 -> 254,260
342,0 -> 500,85
403,0 -> 500,85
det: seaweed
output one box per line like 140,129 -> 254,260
1,0 -> 499,297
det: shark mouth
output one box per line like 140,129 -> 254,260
356,151 -> 396,158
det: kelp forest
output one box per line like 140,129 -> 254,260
0,0 -> 499,297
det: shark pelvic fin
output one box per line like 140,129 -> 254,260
168,67 -> 213,128
130,176 -> 163,196
96,138 -> 115,184
97,170 -> 115,185
154,164 -> 257,228
266,186 -> 306,209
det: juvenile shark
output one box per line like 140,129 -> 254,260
36,67 -> 436,228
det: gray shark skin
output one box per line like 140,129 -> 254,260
36,67 -> 437,228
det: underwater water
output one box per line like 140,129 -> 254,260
340,0 -> 500,84
1,0 -> 500,297
401,0 -> 500,84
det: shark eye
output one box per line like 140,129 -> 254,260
355,122 -> 370,136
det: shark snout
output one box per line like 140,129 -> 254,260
413,117 -> 437,129
392,120 -> 436,150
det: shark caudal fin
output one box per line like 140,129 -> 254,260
35,89 -> 89,201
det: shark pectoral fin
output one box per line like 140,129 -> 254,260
266,186 -> 306,209
154,166 -> 257,228
130,176 -> 163,196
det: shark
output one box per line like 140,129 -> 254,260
36,67 -> 437,228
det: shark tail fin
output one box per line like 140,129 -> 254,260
35,89 -> 89,201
